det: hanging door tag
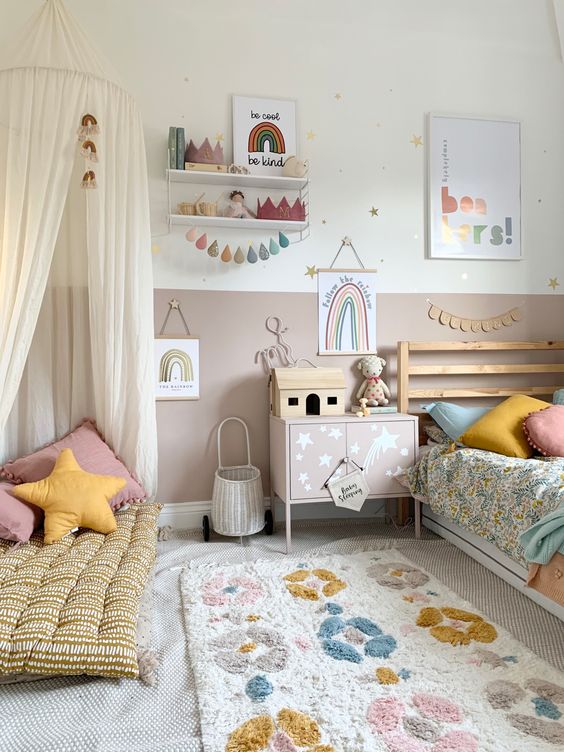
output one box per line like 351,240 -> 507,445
325,458 -> 370,512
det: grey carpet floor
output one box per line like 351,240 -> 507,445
0,520 -> 562,751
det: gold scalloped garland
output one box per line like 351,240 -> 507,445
427,301 -> 522,333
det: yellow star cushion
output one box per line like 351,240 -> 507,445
12,448 -> 125,544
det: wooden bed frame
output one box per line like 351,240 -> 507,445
396,340 -> 564,621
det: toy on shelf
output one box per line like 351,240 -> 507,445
356,354 -> 391,407
223,190 -> 256,219
185,138 -> 227,172
256,197 -> 306,222
355,398 -> 370,417
282,156 -> 309,178
270,367 -> 345,418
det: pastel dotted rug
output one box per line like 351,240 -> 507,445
181,550 -> 564,752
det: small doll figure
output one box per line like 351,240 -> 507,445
223,190 -> 256,219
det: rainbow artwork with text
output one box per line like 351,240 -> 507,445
247,121 -> 286,154
324,280 -> 371,352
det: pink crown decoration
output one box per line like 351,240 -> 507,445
185,138 -> 224,165
256,197 -> 306,222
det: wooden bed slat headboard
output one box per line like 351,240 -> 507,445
397,340 -> 564,414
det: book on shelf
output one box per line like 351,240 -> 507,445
184,162 -> 228,173
168,127 -> 177,169
175,127 -> 185,170
353,404 -> 398,414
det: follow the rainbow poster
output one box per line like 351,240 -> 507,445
232,96 -> 296,175
318,270 -> 377,355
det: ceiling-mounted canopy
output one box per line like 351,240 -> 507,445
0,0 -> 121,85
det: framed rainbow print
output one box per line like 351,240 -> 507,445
426,113 -> 521,260
154,336 -> 200,400
232,95 -> 296,175
317,269 -> 377,355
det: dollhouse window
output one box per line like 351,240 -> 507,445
288,397 -> 299,406
306,393 -> 320,415
327,397 -> 338,405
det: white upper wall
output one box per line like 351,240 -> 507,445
3,0 -> 564,294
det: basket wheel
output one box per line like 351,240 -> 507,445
202,515 -> 210,542
264,509 -> 274,536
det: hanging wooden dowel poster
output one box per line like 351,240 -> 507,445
155,299 -> 200,400
318,238 -> 377,355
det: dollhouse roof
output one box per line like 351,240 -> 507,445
272,368 -> 345,391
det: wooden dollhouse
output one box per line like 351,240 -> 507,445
270,368 -> 346,417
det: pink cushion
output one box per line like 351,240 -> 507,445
1,420 -> 146,510
0,481 -> 43,543
523,404 -> 564,457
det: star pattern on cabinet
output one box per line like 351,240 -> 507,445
298,472 -> 309,485
400,448 -> 408,456
328,428 -> 343,440
295,453 -> 303,461
304,484 -> 312,492
319,454 -> 332,467
320,425 -> 327,433
349,442 -> 360,455
365,426 -> 400,465
296,433 -> 314,451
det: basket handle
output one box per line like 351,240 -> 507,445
217,417 -> 252,469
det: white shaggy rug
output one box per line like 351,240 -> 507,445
181,549 -> 564,752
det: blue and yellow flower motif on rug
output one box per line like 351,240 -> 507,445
318,615 -> 397,662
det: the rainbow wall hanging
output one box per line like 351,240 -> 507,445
318,268 -> 377,355
232,95 -> 296,176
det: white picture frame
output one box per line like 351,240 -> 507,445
317,268 -> 377,355
426,113 -> 521,260
154,336 -> 200,401
232,95 -> 296,175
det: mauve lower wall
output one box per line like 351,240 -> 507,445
154,290 -> 564,503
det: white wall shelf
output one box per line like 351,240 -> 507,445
166,167 -> 310,242
169,214 -> 308,232
167,168 -> 308,191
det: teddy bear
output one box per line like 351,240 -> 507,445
356,354 -> 391,407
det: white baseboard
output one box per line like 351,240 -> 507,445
158,497 -> 387,530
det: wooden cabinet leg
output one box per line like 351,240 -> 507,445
285,501 -> 292,554
414,499 -> 421,539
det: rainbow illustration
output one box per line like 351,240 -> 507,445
325,283 -> 370,352
248,121 -> 286,154
159,349 -> 194,383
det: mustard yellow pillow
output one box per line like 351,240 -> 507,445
12,448 -> 125,544
458,394 -> 549,458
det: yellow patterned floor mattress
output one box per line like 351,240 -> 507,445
0,503 -> 160,680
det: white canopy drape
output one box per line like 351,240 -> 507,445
0,0 -> 157,497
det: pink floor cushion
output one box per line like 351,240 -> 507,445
523,404 -> 564,457
1,420 -> 146,509
0,481 -> 43,543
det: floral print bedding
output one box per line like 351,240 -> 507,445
401,445 -> 564,566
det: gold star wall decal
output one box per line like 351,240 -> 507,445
151,244 -> 160,254
369,207 -> 379,217
548,277 -> 560,290
321,219 -> 327,224
334,93 -> 342,100
305,265 -> 317,279
215,132 -> 224,142
306,130 -> 316,140
410,134 -> 423,147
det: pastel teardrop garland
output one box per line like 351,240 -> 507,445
183,230 -> 291,265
